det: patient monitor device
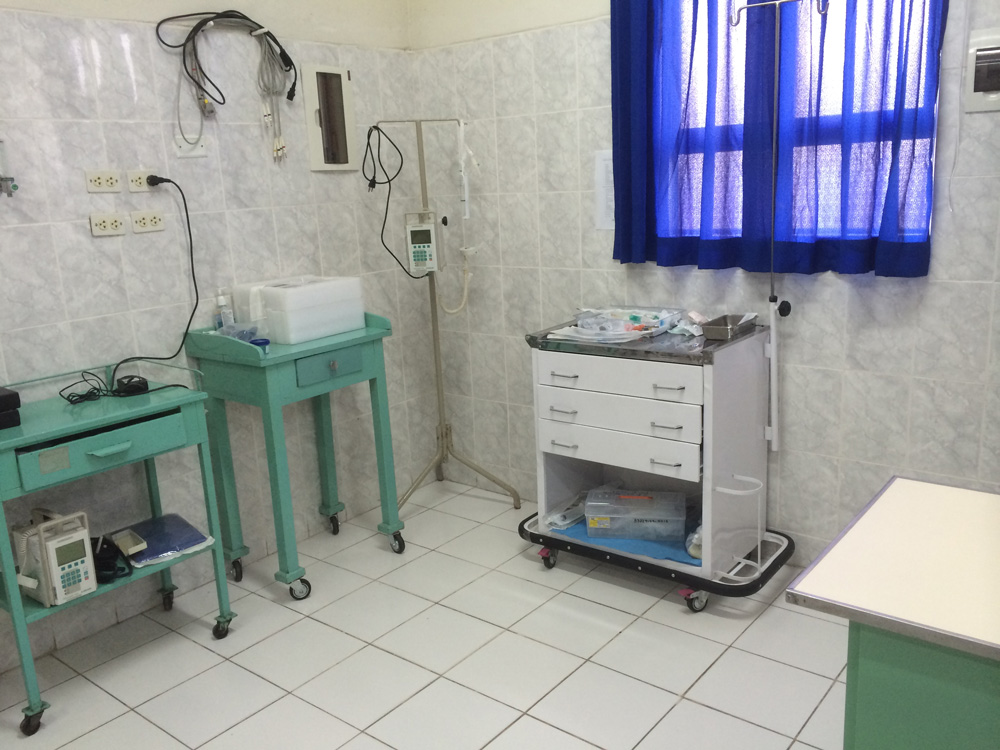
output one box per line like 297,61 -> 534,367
12,510 -> 97,607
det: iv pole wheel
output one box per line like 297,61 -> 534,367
330,514 -> 340,535
230,559 -> 243,582
212,621 -> 230,639
20,711 -> 43,736
390,532 -> 405,554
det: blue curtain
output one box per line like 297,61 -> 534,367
612,0 -> 949,277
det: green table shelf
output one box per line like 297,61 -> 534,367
184,313 -> 404,599
0,384 -> 235,736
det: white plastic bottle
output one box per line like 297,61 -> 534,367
214,292 -> 235,330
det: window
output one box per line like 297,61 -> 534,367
611,0 -> 950,277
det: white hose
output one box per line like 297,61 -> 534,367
439,250 -> 473,315
769,300 -> 780,452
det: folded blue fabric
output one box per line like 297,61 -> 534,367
550,520 -> 701,567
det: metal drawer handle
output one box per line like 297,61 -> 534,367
650,422 -> 682,430
550,371 -> 579,380
551,440 -> 579,450
549,407 -> 579,416
653,384 -> 685,392
88,441 -> 133,458
329,361 -> 338,371
650,458 -> 681,468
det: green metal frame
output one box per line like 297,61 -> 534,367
844,622 -> 1000,749
0,380 -> 234,726
185,313 -> 402,585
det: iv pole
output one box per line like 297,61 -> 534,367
376,118 -> 521,510
729,0 -> 829,451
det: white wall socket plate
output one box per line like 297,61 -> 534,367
173,135 -> 208,158
86,170 -> 122,193
130,210 -> 165,233
90,213 -> 127,236
127,171 -> 152,192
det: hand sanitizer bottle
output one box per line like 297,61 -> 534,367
214,290 -> 235,330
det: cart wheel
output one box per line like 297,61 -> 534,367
685,590 -> 709,613
212,621 -> 230,639
390,533 -> 405,554
231,559 -> 243,583
542,549 -> 558,569
20,711 -> 42,736
330,515 -> 340,535
289,578 -> 312,600
162,591 -> 174,612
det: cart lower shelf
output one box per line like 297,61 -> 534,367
518,513 -> 794,600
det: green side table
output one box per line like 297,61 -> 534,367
0,382 -> 235,736
185,313 -> 404,600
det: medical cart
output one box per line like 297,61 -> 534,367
0,378 -> 235,736
520,321 -> 793,610
184,313 -> 404,600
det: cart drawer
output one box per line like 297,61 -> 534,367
16,412 -> 188,491
536,385 -> 703,444
295,347 -> 363,387
536,350 -> 703,405
538,419 -> 702,483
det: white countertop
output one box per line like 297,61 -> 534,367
786,477 -> 1000,660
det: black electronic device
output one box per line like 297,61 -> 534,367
90,536 -> 132,584
0,409 -> 20,430
116,375 -> 149,395
0,386 -> 19,412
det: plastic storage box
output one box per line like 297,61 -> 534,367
585,489 -> 687,541
231,276 -> 365,345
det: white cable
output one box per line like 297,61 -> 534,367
175,65 -> 205,146
438,249 -> 475,315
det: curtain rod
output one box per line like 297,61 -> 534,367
730,0 -> 829,27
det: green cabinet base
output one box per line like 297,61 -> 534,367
845,622 -> 1000,750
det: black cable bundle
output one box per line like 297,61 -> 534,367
362,125 -> 427,280
60,176 -> 199,405
155,10 -> 298,107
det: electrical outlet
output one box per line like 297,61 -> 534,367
130,210 -> 165,233
173,135 -> 209,159
85,170 -> 122,193
90,213 -> 127,236
127,171 -> 152,192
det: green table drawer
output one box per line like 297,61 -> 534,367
295,347 -> 363,388
15,412 -> 188,491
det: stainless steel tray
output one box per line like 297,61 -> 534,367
703,314 -> 757,340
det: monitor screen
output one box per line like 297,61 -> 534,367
56,538 -> 86,567
410,229 -> 432,245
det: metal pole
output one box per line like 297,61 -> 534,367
383,118 -> 521,510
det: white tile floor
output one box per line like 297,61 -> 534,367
0,481 -> 849,749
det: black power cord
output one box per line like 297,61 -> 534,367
60,175 -> 198,405
362,125 -> 427,281
155,11 -> 297,107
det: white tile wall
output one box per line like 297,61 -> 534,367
2,0 -> 998,673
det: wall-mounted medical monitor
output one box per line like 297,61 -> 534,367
303,64 -> 359,171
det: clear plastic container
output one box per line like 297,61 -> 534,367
585,489 -> 687,541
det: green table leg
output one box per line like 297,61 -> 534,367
0,502 -> 50,729
369,362 -> 402,537
143,459 -> 176,602
260,400 -> 306,584
845,622 -> 1000,750
196,440 -> 235,632
313,393 -> 345,522
205,396 -> 249,563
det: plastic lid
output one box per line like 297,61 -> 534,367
217,295 -> 227,305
